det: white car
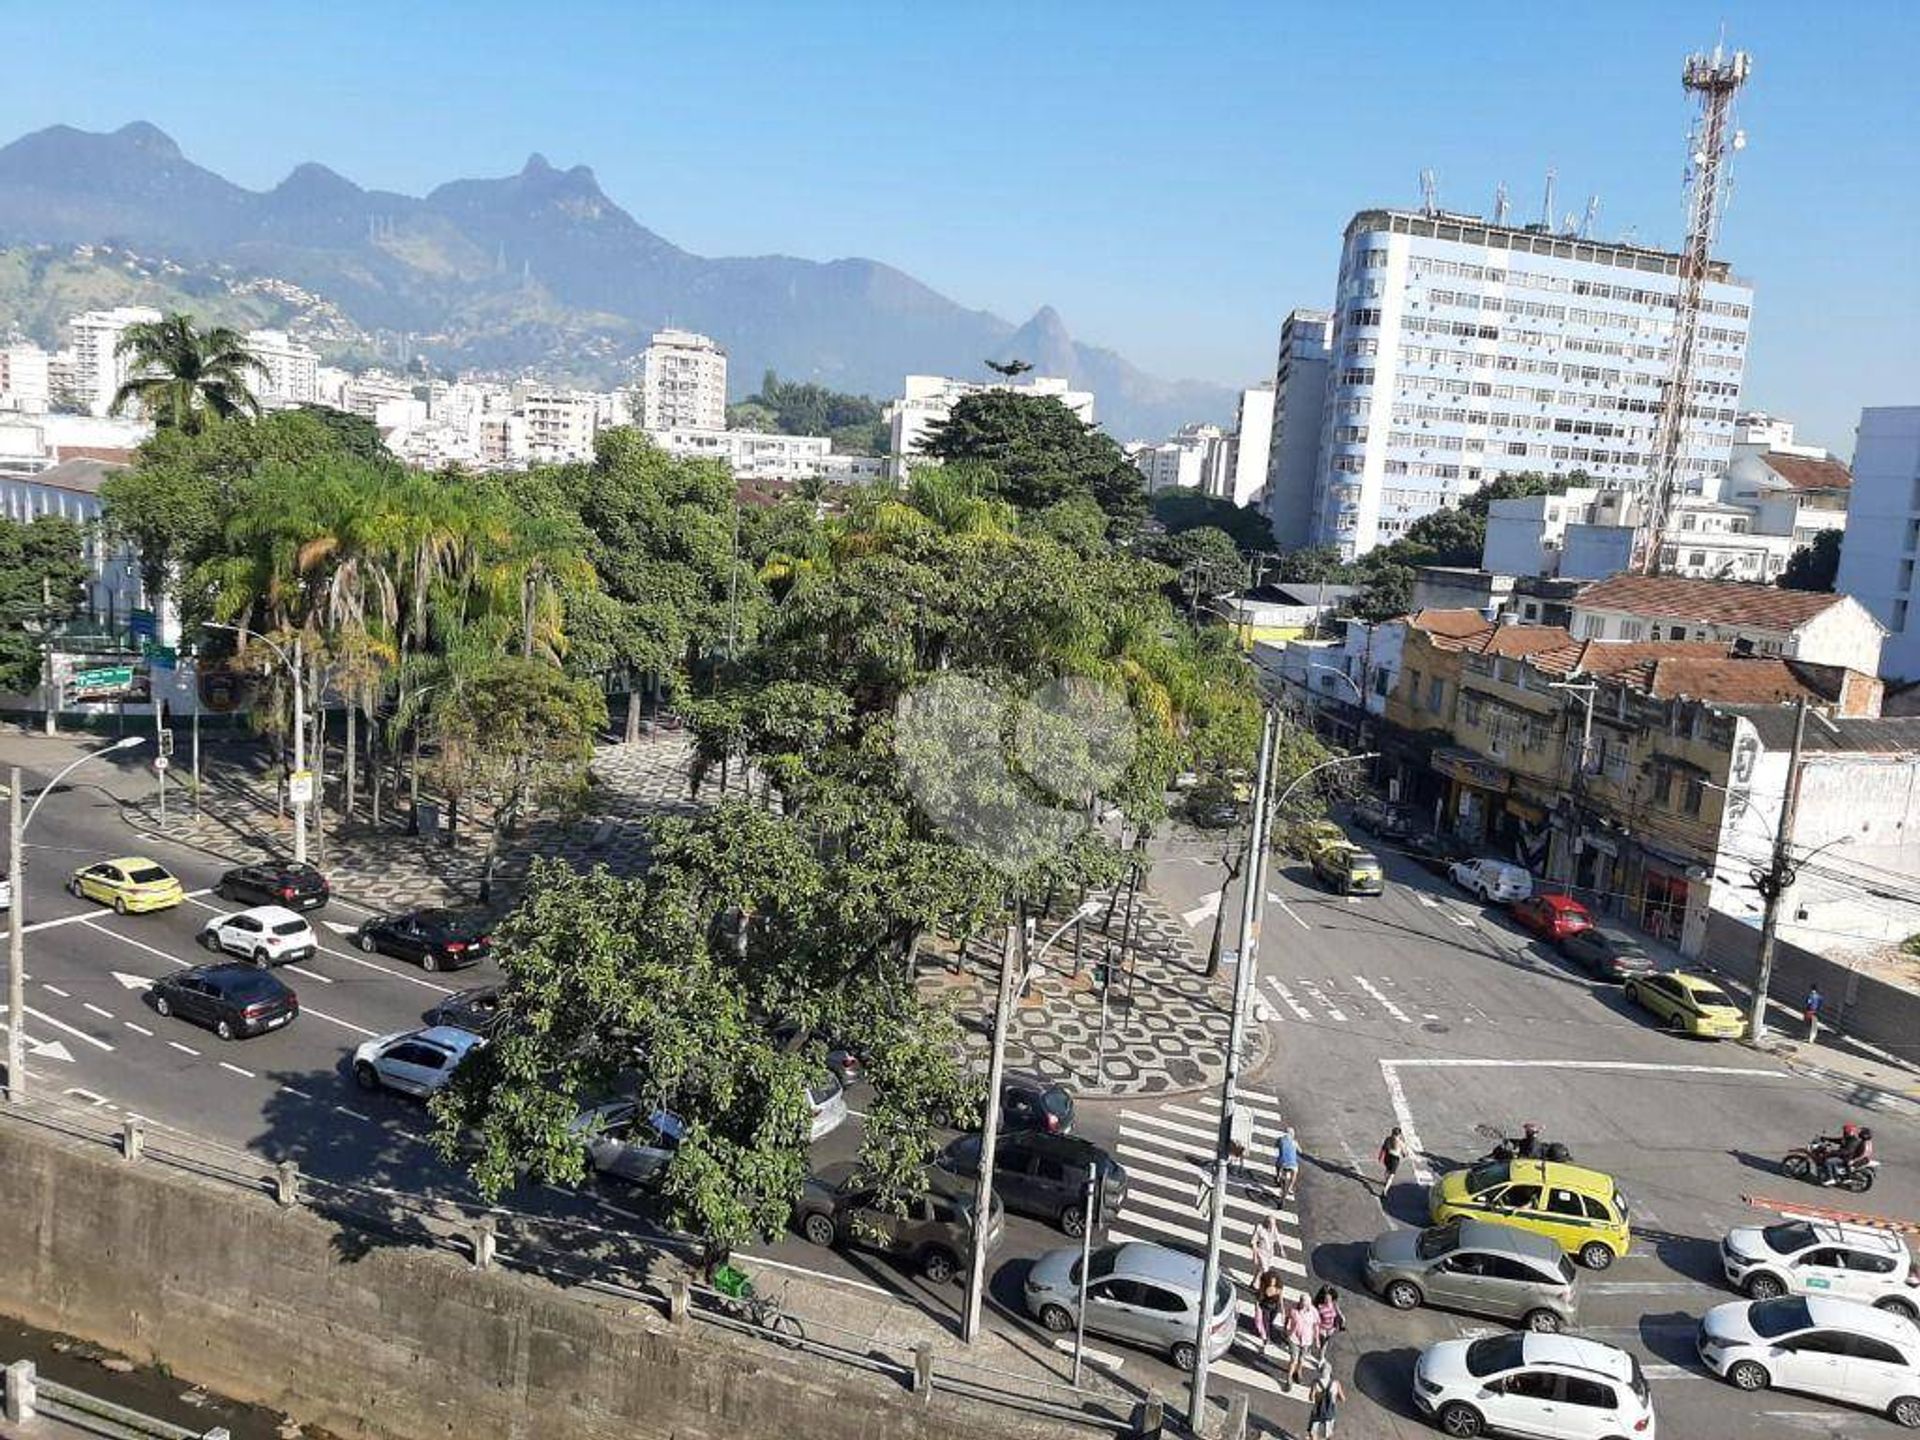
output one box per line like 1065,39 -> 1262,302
1722,1219 -> 1919,1318
351,1025 -> 484,1099
199,904 -> 318,966
807,1070 -> 848,1141
1413,1332 -> 1654,1439
1698,1294 -> 1920,1427
1449,858 -> 1535,905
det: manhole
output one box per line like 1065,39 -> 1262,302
1423,1022 -> 1451,1034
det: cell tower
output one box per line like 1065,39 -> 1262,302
1638,43 -> 1752,573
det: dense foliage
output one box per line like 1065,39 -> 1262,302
0,515 -> 87,692
1150,489 -> 1277,554
728,370 -> 888,456
1779,528 -> 1840,593
922,390 -> 1148,535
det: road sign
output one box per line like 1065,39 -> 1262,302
288,769 -> 315,806
143,642 -> 178,669
128,609 -> 157,647
69,665 -> 135,702
152,756 -> 170,772
159,728 -> 175,758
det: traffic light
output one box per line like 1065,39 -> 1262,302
159,728 -> 175,758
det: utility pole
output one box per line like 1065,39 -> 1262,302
7,771 -> 22,1103
291,636 -> 308,865
40,577 -> 56,737
1747,697 -> 1807,1043
962,917 -> 1020,1344
1188,706 -> 1277,1428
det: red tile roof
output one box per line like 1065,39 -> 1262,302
1759,453 -> 1851,492
1408,608 -> 1493,639
52,444 -> 136,465
1636,657 -> 1857,706
1573,573 -> 1849,630
1528,638 -> 1735,677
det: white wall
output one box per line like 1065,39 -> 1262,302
1835,407 -> 1920,679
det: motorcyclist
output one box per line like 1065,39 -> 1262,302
1512,1122 -> 1543,1160
1820,1124 -> 1871,1184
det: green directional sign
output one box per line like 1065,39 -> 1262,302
70,665 -> 136,702
143,642 -> 178,668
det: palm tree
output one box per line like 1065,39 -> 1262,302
111,313 -> 265,432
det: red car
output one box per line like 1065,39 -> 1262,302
1511,893 -> 1594,942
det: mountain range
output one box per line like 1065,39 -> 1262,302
0,122 -> 1236,438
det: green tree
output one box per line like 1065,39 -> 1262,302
1160,527 -> 1249,602
1270,545 -> 1348,585
729,370 -> 889,455
1458,469 -> 1586,519
1150,489 -> 1277,554
1779,529 -> 1841,593
110,312 -> 264,433
922,390 -> 1146,531
0,516 -> 87,692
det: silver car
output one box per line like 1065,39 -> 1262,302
1024,1241 -> 1236,1370
575,1101 -> 685,1187
1367,1217 -> 1579,1332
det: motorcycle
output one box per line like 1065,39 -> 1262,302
1782,1139 -> 1878,1194
1475,1123 -> 1574,1166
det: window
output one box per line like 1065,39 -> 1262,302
1841,1249 -> 1898,1274
1618,620 -> 1644,641
1501,1371 -> 1560,1401
1682,777 -> 1704,816
1845,1335 -> 1909,1366
1427,677 -> 1445,712
1497,1185 -> 1542,1211
1562,1378 -> 1617,1410
1133,1284 -> 1187,1314
1546,1189 -> 1587,1219
1582,1195 -> 1613,1221
1781,1331 -> 1851,1357
1089,1279 -> 1141,1305
1406,669 -> 1423,709
1895,599 -> 1910,634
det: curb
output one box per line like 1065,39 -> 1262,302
1750,1039 -> 1920,1120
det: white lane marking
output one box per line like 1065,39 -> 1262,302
1123,1186 -> 1301,1242
0,1024 -> 74,1063
1380,1059 -> 1434,1187
280,963 -> 333,985
24,1004 -> 113,1052
1295,979 -> 1347,1022
322,920 -> 361,936
19,887 -> 213,933
83,922 -> 187,970
1417,894 -> 1439,909
63,1088 -> 110,1107
182,896 -> 452,992
1451,912 -> 1477,928
1264,978 -> 1314,1021
1051,1338 -> 1125,1371
219,1061 -> 256,1079
333,1105 -> 372,1122
301,1006 -> 379,1038
1273,898 -> 1311,930
40,983 -> 70,998
732,1248 -> 897,1298
1182,893 -> 1222,928
1387,1058 -> 1783,1076
123,1022 -> 153,1036
1587,1281 -> 1723,1294
1211,1356 -> 1306,1399
595,1199 -> 645,1222
1353,975 -> 1412,1023
168,1040 -> 200,1057
280,1085 -> 312,1100
82,1002 -> 114,1020
112,972 -> 153,991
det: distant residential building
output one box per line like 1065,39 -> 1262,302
1133,424 -> 1231,496
652,428 -> 882,485
518,387 -> 600,463
1568,572 -> 1884,673
1723,442 -> 1851,553
337,370 -> 415,421
886,373 -> 1094,482
1732,411 -> 1819,453
640,329 -> 728,433
1835,406 -> 1920,680
1306,208 -> 1752,560
244,329 -> 320,410
1262,308 -> 1332,548
1225,383 -> 1275,508
0,342 -> 52,415
0,457 -> 146,630
66,306 -> 162,417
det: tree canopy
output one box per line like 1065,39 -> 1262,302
1150,489 -> 1277,554
110,312 -> 264,433
1779,528 -> 1841,593
728,370 -> 888,456
0,515 -> 86,692
922,390 -> 1147,533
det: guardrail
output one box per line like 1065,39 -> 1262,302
0,1093 -> 1158,1436
4,1359 -> 230,1440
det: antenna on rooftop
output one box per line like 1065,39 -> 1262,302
1493,181 -> 1510,225
1419,169 -> 1440,218
1580,195 -> 1601,238
1541,168 -> 1557,228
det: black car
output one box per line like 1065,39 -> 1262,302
1352,796 -> 1419,841
217,861 -> 330,911
355,909 -> 493,972
150,963 -> 298,1040
934,1131 -> 1127,1236
1558,926 -> 1656,982
424,984 -> 504,1035
771,1020 -> 864,1087
1404,830 -> 1470,875
1000,1077 -> 1075,1136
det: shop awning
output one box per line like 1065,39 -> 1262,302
1431,747 -> 1511,793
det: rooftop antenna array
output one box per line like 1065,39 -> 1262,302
1493,181 -> 1511,225
1419,169 -> 1440,218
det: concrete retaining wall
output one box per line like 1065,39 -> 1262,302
0,1123 -> 1078,1440
1705,911 -> 1920,1065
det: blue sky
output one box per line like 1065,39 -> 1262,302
4,1 -> 1915,453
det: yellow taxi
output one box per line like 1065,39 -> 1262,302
1429,1157 -> 1632,1271
1278,819 -> 1348,860
68,856 -> 185,914
1623,970 -> 1745,1039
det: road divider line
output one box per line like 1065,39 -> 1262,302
1263,979 -> 1314,1022
123,1022 -> 153,1037
23,1005 -> 113,1052
218,1061 -> 256,1079
167,1041 -> 200,1057
314,944 -> 456,994
281,963 -> 334,985
81,1002 -> 114,1020
1379,1059 -> 1433,1187
1271,898 -> 1311,930
1051,1338 -> 1124,1370
300,1006 -> 379,1038
1352,975 -> 1412,1024
40,983 -> 69,998
279,1085 -> 312,1100
332,1105 -> 372,1122
19,891 -> 212,933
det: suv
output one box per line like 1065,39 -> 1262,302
150,963 -> 298,1041
1429,1158 -> 1632,1271
198,904 -> 318,966
794,1163 -> 1002,1283
216,861 -> 330,911
1722,1220 -> 1919,1317
1313,844 -> 1384,896
1558,927 -> 1654,983
1698,1295 -> 1920,1425
1366,1217 -> 1579,1332
1413,1332 -> 1655,1440
1024,1241 -> 1237,1372
1450,858 -> 1534,904
351,1025 -> 484,1099
934,1131 -> 1127,1236
424,985 -> 504,1035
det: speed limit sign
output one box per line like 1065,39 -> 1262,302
153,755 -> 170,772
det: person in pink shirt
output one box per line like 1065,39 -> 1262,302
1283,1292 -> 1322,1387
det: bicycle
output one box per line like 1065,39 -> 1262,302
710,1262 -> 806,1347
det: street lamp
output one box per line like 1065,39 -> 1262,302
204,623 -> 307,864
8,736 -> 147,1102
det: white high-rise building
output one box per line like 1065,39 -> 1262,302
1225,384 -> 1275,508
640,329 -> 728,433
1306,209 -> 1752,559
0,342 -> 52,415
1262,309 -> 1332,548
67,306 -> 163,417
1835,406 -> 1920,680
886,373 -> 1095,482
519,387 -> 600,463
1133,424 -> 1233,496
245,329 -> 321,409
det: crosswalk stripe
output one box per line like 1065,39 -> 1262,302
1122,1186 -> 1301,1241
1294,979 -> 1347,1022
1105,1221 -> 1310,1278
1266,979 -> 1315,1020
1353,975 -> 1413,1024
1160,1103 -> 1288,1141
1156,1095 -> 1288,1126
1215,1352 -> 1311,1400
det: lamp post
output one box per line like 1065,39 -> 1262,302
8,737 -> 147,1101
205,624 -> 306,864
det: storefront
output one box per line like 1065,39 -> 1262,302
1568,825 -> 1622,918
1503,792 -> 1554,874
1635,841 -> 1706,953
1431,747 -> 1511,849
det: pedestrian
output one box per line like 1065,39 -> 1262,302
1250,1210 -> 1285,1283
1307,1360 -> 1346,1439
1251,1268 -> 1286,1355
1312,1285 -> 1345,1360
1378,1125 -> 1407,1203
1274,1126 -> 1301,1209
1282,1292 -> 1321,1388
1803,985 -> 1824,1043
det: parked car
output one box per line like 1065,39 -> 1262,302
794,1163 -> 1001,1283
1697,1294 -> 1920,1426
1000,1076 -> 1075,1136
804,1068 -> 850,1141
1721,1219 -> 1919,1316
198,904 -> 318,967
351,1025 -> 485,1099
1510,894 -> 1594,943
934,1131 -> 1126,1236
1557,927 -> 1655,983
1186,792 -> 1242,830
1353,796 -> 1419,840
150,963 -> 299,1041
574,1100 -> 685,1187
354,909 -> 493,971
770,1019 -> 864,1088
67,856 -> 183,914
1624,970 -> 1744,1038
1429,1158 -> 1632,1271
216,860 -> 330,911
1366,1217 -> 1579,1332
1024,1241 -> 1237,1372
1412,1332 -> 1655,1439
1406,830 -> 1471,875
1276,818 -> 1348,860
1312,844 -> 1385,896
423,984 -> 505,1036
0,871 -> 12,910
1449,858 -> 1535,904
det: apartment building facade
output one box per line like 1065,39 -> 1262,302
1262,308 -> 1333,548
639,329 -> 728,433
886,373 -> 1094,481
66,306 -> 162,417
1835,406 -> 1920,679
